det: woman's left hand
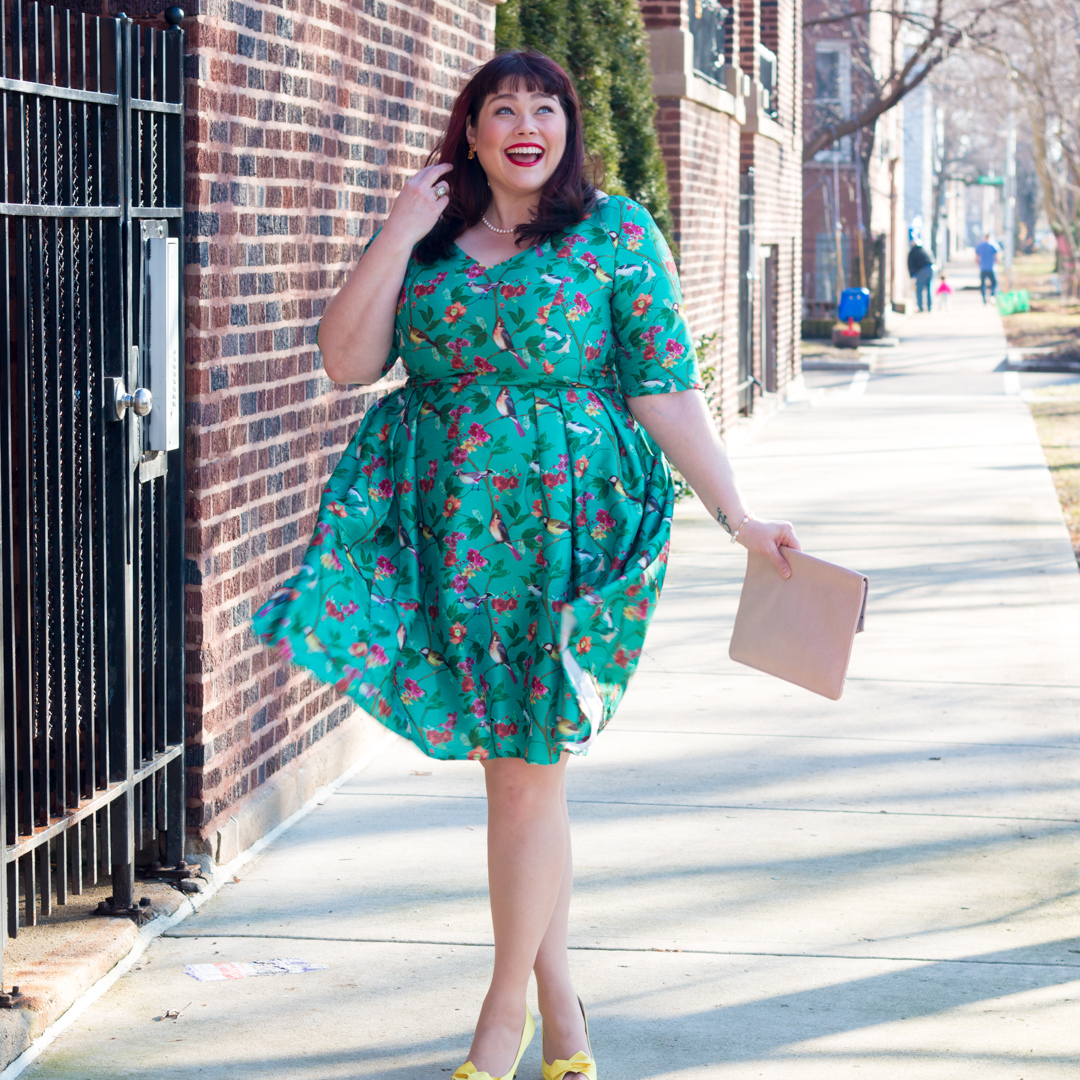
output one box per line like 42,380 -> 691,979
736,517 -> 801,578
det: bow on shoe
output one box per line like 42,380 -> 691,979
452,1066 -> 495,1080
542,1052 -> 597,1080
452,1067 -> 496,1080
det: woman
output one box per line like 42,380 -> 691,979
254,51 -> 798,1080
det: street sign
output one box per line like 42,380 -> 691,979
976,175 -> 1005,186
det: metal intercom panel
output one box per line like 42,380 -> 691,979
146,233 -> 180,452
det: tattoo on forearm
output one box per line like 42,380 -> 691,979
716,508 -> 733,535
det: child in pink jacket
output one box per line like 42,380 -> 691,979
935,273 -> 954,310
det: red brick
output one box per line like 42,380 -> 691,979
181,0 -> 498,845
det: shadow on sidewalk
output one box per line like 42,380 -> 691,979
116,937 -> 1079,1079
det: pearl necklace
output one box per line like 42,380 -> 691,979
481,213 -> 517,235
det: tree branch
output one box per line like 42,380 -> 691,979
803,48 -> 946,162
802,0 -> 1010,163
804,1 -> 1016,30
804,7 -> 878,27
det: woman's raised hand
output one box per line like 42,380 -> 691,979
381,163 -> 453,248
736,517 -> 801,579
318,164 -> 450,384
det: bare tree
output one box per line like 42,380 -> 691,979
803,0 -> 1016,163
925,53 -> 1011,258
982,0 -> 1080,294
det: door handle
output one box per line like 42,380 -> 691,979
110,377 -> 153,420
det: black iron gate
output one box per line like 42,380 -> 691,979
0,0 -> 185,985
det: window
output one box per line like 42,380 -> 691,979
758,43 -> 778,118
815,233 -> 852,303
813,41 -> 851,162
690,0 -> 731,85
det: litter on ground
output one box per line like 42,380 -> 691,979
183,958 -> 328,982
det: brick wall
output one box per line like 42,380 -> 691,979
747,137 -> 801,388
646,0 -> 801,429
739,0 -> 758,80
639,0 -> 683,29
180,0 -> 497,855
654,96 -> 742,426
740,0 -> 801,395
643,0 -> 744,431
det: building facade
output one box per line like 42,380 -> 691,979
801,0 -> 904,330
102,0 -> 807,865
903,78 -> 934,250
178,0 -> 499,862
643,0 -> 802,428
738,0 -> 803,406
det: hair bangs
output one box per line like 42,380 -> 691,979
469,53 -> 572,112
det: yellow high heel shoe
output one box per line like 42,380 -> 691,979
452,1011 -> 536,1080
542,997 -> 597,1080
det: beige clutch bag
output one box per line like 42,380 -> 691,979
729,547 -> 868,700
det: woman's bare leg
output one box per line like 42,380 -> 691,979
533,771 -> 590,1076
466,754 -> 570,1075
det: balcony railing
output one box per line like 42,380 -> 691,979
690,0 -> 730,85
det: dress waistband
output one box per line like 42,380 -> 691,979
404,375 -> 622,395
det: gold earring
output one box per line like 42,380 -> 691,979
467,144 -> 476,160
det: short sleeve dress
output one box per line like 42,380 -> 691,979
252,194 -> 701,763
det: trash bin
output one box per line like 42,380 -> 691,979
833,288 -> 871,348
838,288 -> 870,323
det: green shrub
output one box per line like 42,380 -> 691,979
495,0 -> 674,245
996,290 -> 1031,315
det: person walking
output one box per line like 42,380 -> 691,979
907,239 -> 935,312
935,272 -> 954,311
253,50 -> 799,1080
975,233 -> 1001,303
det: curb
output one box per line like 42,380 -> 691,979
0,731 -> 396,1080
1001,347 -> 1080,374
801,359 -> 871,372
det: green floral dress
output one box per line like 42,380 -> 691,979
253,194 -> 701,763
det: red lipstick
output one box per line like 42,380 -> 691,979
503,143 -> 546,167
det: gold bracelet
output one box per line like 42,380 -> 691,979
730,513 -> 752,544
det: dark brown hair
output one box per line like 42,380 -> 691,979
413,51 -> 597,264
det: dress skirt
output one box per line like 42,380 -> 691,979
253,194 -> 702,763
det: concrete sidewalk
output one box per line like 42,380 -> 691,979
21,271 -> 1080,1078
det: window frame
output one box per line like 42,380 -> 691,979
757,43 -> 778,119
812,40 -> 852,163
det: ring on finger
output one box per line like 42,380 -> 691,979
434,182 -> 449,198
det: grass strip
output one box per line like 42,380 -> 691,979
1027,386 -> 1080,568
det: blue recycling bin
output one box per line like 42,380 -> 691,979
838,287 -> 870,323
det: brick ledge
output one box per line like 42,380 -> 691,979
0,883 -> 186,1072
199,707 -> 391,866
647,28 -> 744,119
743,83 -> 788,145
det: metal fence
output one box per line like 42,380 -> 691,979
689,0 -> 730,85
0,0 -> 185,988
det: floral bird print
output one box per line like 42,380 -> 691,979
253,194 -> 700,763
489,509 -> 523,561
492,316 -> 528,369
488,631 -> 518,683
495,386 -> 526,437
